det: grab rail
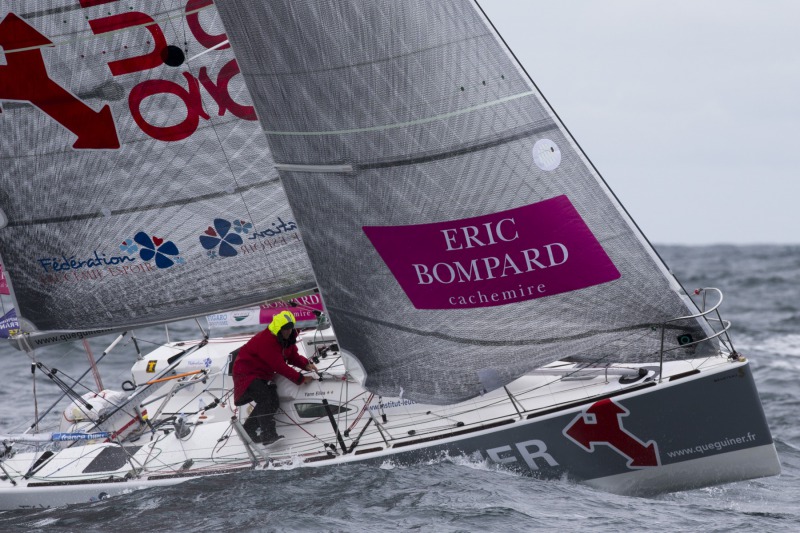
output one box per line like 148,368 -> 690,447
658,288 -> 735,382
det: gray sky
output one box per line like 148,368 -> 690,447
479,0 -> 799,244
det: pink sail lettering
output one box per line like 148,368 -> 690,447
364,196 -> 620,309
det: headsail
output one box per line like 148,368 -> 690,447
0,2 -> 314,346
215,0 -> 715,404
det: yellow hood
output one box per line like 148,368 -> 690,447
267,310 -> 296,336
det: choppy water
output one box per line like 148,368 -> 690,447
1,245 -> 798,532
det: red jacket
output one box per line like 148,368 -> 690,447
232,328 -> 309,405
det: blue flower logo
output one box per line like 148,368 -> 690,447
120,239 -> 139,255
134,232 -> 180,269
233,220 -> 253,234
200,219 -> 243,257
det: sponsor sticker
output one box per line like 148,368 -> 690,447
563,398 -> 660,468
363,195 -> 620,309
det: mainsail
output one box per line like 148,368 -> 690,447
214,0 -> 715,403
0,1 -> 315,346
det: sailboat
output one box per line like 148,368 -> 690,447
0,0 -> 780,509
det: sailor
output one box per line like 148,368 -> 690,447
232,310 -> 317,445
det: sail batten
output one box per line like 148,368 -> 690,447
263,91 -> 537,137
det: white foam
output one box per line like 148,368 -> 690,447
735,333 -> 800,371
379,460 -> 396,470
29,518 -> 59,527
758,334 -> 800,357
449,450 -> 524,479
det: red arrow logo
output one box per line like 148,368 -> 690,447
0,13 -> 120,149
563,398 -> 660,468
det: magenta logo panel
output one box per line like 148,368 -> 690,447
363,195 -> 620,309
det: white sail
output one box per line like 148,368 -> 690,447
213,0 -> 715,403
0,2 -> 314,346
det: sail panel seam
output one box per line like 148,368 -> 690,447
329,307 -> 685,348
6,178 -> 279,227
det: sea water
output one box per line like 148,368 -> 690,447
0,245 -> 798,532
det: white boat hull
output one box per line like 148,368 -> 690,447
0,333 -> 780,509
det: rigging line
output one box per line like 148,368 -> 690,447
13,339 -> 108,433
83,338 -> 104,391
76,340 -> 210,436
263,91 -> 534,136
160,0 -> 181,44
128,0 -> 192,229
278,411 -> 334,450
31,360 -> 39,433
138,436 -> 167,473
181,0 -> 189,59
346,393 -> 373,433
124,335 -> 189,352
510,330 -> 651,400
46,439 -> 167,481
158,19 -> 273,248
138,376 -> 211,417
212,423 -> 237,457
149,10 -> 196,220
190,69 -> 273,270
162,12 -> 264,257
156,382 -> 214,419
34,364 -> 100,414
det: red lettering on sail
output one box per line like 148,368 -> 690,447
563,398 -> 660,468
186,0 -> 230,50
198,59 -> 256,120
128,73 -> 210,142
0,13 -> 120,149
89,12 -> 168,77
